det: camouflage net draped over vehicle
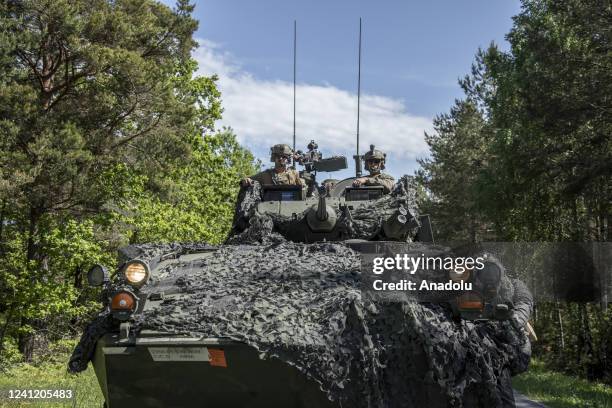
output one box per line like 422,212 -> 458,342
228,175 -> 422,243
69,241 -> 532,408
69,174 -> 533,407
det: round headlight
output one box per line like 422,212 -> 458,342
123,261 -> 149,287
449,267 -> 471,282
478,262 -> 502,287
87,264 -> 109,286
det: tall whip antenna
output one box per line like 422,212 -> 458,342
293,20 -> 297,154
354,18 -> 363,177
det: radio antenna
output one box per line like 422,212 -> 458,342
292,20 -> 297,155
354,18 -> 363,177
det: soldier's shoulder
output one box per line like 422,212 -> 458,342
253,168 -> 273,176
251,168 -> 273,181
378,173 -> 395,180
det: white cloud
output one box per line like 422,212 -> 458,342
193,40 -> 432,176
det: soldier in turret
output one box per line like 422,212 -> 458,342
352,145 -> 395,193
240,144 -> 303,187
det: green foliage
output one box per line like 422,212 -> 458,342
418,0 -> 611,383
125,129 -> 258,244
531,303 -> 612,384
0,0 -> 255,364
0,217 -> 113,362
0,336 -> 22,370
421,0 -> 611,243
417,100 -> 491,242
513,358 -> 612,408
0,0 -> 214,218
0,346 -> 104,407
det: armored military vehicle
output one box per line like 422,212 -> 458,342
70,141 -> 533,408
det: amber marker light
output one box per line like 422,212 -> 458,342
110,291 -> 138,321
111,292 -> 136,311
457,292 -> 484,311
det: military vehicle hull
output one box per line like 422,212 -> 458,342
93,333 -> 337,408
71,176 -> 533,408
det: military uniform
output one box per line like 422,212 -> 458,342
361,173 -> 395,193
241,144 -> 305,188
354,145 -> 395,193
250,168 -> 303,186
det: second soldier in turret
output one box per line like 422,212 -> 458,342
352,145 -> 395,193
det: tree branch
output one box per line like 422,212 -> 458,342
110,114 -> 163,150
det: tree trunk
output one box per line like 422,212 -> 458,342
0,199 -> 6,256
0,199 -> 5,230
74,265 -> 83,289
578,303 -> 595,380
0,306 -> 14,354
18,207 -> 40,362
17,317 -> 36,363
556,301 -> 565,351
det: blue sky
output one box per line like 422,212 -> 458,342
163,0 -> 521,179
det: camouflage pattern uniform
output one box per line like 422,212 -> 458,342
359,145 -> 395,193
360,173 -> 395,193
250,168 -> 303,185
242,144 -> 305,187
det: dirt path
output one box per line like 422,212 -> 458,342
514,391 -> 549,408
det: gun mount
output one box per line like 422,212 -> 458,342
294,140 -> 348,196
306,190 -> 337,232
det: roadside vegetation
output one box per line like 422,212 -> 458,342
2,353 -> 610,408
0,340 -> 103,407
0,0 -> 257,367
513,359 -> 612,408
417,0 -> 611,387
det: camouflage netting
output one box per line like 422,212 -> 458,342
70,176 -> 533,407
70,241 -> 532,408
228,175 -> 422,243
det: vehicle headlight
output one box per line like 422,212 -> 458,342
122,260 -> 149,287
477,261 -> 502,287
87,264 -> 109,286
449,267 -> 471,282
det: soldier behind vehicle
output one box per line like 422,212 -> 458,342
240,144 -> 304,187
352,144 -> 395,193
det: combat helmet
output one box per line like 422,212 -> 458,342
363,144 -> 386,170
270,144 -> 293,162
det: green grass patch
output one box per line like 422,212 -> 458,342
513,359 -> 612,408
2,352 -> 609,408
0,353 -> 103,408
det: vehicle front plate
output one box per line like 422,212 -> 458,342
148,347 -> 209,362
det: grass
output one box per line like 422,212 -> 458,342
513,359 -> 612,408
0,352 -> 610,408
0,354 -> 103,408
